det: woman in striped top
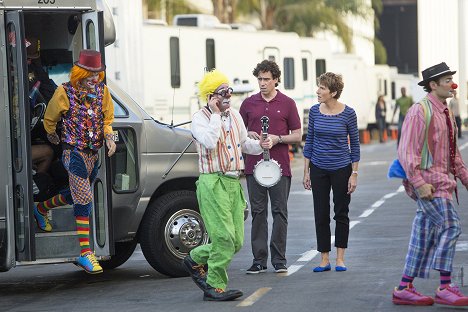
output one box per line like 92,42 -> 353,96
303,72 -> 360,273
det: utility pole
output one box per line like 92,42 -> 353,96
459,0 -> 467,121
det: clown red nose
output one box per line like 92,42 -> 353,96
451,83 -> 458,89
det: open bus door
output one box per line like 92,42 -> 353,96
4,10 -> 36,264
80,10 -> 113,258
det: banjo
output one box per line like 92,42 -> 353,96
253,116 -> 282,187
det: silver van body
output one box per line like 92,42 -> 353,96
0,0 -> 206,277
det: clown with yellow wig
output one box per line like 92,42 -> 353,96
185,69 -> 273,301
39,49 -> 116,274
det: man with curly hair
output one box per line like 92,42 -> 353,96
240,60 -> 301,274
39,49 -> 116,274
185,69 -> 272,301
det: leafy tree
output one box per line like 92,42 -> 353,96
374,37 -> 387,64
372,0 -> 387,64
144,0 -> 199,22
212,0 -> 238,23
237,0 -> 371,52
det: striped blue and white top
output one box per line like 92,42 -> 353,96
303,104 -> 360,171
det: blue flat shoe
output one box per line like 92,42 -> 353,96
313,263 -> 331,272
335,266 -> 347,272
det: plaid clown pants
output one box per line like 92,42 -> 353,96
403,197 -> 461,278
190,173 -> 246,290
62,149 -> 99,217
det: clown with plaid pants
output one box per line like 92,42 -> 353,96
392,62 -> 468,306
39,50 -> 116,274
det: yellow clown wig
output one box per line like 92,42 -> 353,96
198,69 -> 229,102
70,65 -> 105,88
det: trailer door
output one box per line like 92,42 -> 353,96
80,10 -> 112,257
5,10 -> 35,262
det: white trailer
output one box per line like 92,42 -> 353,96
105,14 -> 417,135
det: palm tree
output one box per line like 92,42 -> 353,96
212,0 -> 238,23
237,0 -> 371,53
144,0 -> 199,23
372,0 -> 387,64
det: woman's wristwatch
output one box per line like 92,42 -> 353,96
278,135 -> 283,144
352,170 -> 358,175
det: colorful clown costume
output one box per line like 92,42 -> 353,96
42,49 -> 115,274
188,69 -> 267,301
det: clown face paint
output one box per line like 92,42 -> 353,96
82,73 -> 100,90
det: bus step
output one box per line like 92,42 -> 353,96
34,205 -> 77,232
35,231 -> 82,259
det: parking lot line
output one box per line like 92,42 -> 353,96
237,287 -> 272,307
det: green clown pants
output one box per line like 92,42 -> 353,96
190,173 -> 246,290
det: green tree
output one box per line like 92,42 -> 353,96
372,0 -> 387,64
212,0 -> 238,23
144,0 -> 199,23
237,0 -> 371,53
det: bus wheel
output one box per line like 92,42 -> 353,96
99,239 -> 137,270
139,190 -> 208,277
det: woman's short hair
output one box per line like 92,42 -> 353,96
317,72 -> 344,99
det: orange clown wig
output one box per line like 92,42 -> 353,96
70,65 -> 105,88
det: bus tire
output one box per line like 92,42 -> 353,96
139,190 -> 208,277
99,239 -> 137,270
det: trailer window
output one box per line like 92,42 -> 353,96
283,57 -> 295,90
170,37 -> 180,88
302,58 -> 308,81
391,82 -> 396,100
315,59 -> 326,78
206,39 -> 216,71
111,128 -> 138,193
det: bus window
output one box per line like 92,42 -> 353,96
170,37 -> 180,88
111,128 -> 138,193
283,57 -> 295,90
85,20 -> 97,50
7,25 -> 23,172
94,179 -> 106,247
113,98 -> 128,117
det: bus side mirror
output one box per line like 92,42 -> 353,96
97,0 -> 116,47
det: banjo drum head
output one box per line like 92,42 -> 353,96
253,160 -> 282,187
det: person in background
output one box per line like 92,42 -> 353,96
240,60 -> 301,274
392,62 -> 468,306
39,49 -> 116,274
26,37 -> 57,173
303,72 -> 360,273
26,37 -> 56,105
392,87 -> 413,147
375,95 -> 387,143
449,90 -> 462,138
185,69 -> 272,301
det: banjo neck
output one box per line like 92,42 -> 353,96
260,115 -> 271,161
261,131 -> 271,161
